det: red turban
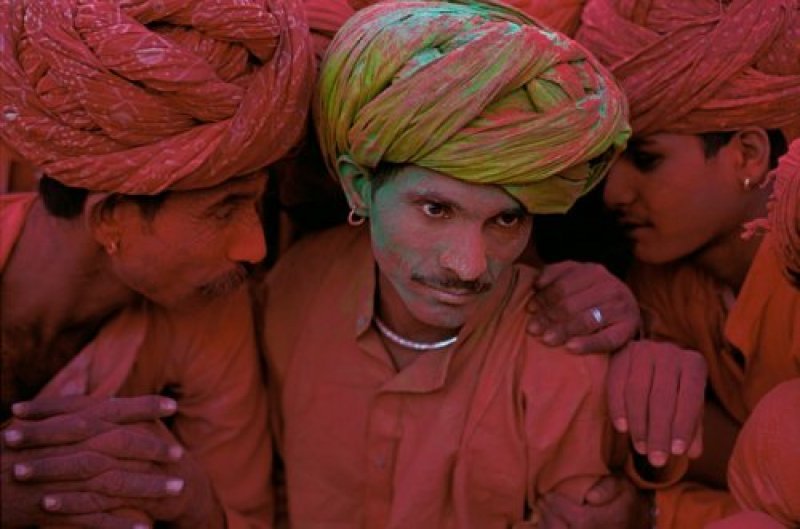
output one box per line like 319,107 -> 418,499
0,0 -> 313,194
576,0 -> 800,138
770,139 -> 800,281
728,379 -> 800,527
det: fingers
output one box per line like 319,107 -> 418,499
624,349 -> 654,456
526,261 -> 640,351
607,345 -> 632,433
670,354 -> 707,457
4,414 -> 112,448
13,396 -> 177,423
646,354 -> 679,467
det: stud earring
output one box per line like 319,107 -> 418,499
105,240 -> 119,255
743,177 -> 752,190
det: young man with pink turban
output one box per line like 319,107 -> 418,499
0,0 -> 313,526
258,2 -> 690,527
572,1 -> 800,527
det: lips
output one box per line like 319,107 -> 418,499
415,279 -> 486,306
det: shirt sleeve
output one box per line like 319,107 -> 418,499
522,346 -> 612,503
164,287 -> 273,529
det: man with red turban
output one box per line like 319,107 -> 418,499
0,0 -> 313,526
574,1 -> 800,528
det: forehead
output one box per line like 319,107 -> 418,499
168,172 -> 267,206
629,132 -> 703,151
379,165 -> 522,212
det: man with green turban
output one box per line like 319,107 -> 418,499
260,1 -> 648,527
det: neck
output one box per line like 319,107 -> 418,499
693,227 -> 763,294
2,199 -> 137,347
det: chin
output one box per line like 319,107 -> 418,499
409,300 -> 470,331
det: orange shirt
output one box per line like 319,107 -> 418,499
630,236 -> 800,529
262,224 -> 612,529
1,194 -> 273,529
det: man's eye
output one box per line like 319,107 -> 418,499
626,149 -> 662,172
212,206 -> 236,221
422,202 -> 447,218
495,213 -> 521,228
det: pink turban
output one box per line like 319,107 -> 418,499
0,0 -> 313,194
770,139 -> 800,280
577,0 -> 800,138
728,379 -> 800,527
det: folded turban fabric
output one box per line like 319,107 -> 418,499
770,139 -> 800,281
315,0 -> 630,214
727,379 -> 800,527
501,0 -> 586,36
0,0 -> 313,194
576,0 -> 800,138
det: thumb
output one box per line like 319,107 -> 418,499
584,475 -> 621,506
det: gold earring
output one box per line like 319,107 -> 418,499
347,208 -> 366,226
105,240 -> 119,255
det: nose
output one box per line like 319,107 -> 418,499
226,209 -> 267,264
603,160 -> 636,210
438,228 -> 488,282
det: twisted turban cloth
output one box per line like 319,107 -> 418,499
728,380 -> 800,527
577,0 -> 800,138
0,0 -> 313,194
315,0 -> 630,214
770,139 -> 800,279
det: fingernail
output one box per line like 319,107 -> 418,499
613,418 -> 628,432
649,451 -> 668,467
3,429 -> 23,446
159,398 -> 177,413
42,495 -> 61,511
13,463 -> 32,480
11,402 -> 28,416
634,441 -> 647,455
168,445 -> 184,460
134,524 -> 150,529
165,478 -> 184,494
565,339 -> 580,352
585,489 -> 602,503
529,322 -> 542,334
671,439 -> 687,455
543,331 -> 557,344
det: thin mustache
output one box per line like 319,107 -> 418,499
200,265 -> 250,298
412,274 -> 492,295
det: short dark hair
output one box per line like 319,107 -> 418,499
39,175 -> 169,221
699,129 -> 787,169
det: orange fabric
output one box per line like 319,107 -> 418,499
1,194 -> 273,529
576,0 -> 800,138
707,511 -> 788,529
305,0 -> 355,61
262,224 -> 613,527
728,379 -> 800,527
629,236 -> 800,529
770,139 -> 800,279
0,0 -> 313,194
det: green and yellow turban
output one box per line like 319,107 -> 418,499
314,0 -> 630,214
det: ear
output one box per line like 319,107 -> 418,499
85,194 -> 122,251
730,128 -> 771,188
337,155 -> 373,216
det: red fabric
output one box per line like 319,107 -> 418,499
576,0 -> 800,138
770,139 -> 800,279
0,0 -> 313,194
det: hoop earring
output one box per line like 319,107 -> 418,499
347,209 -> 366,226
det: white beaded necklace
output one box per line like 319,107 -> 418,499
373,316 -> 458,351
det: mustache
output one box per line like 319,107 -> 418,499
412,273 -> 492,295
199,264 -> 251,298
